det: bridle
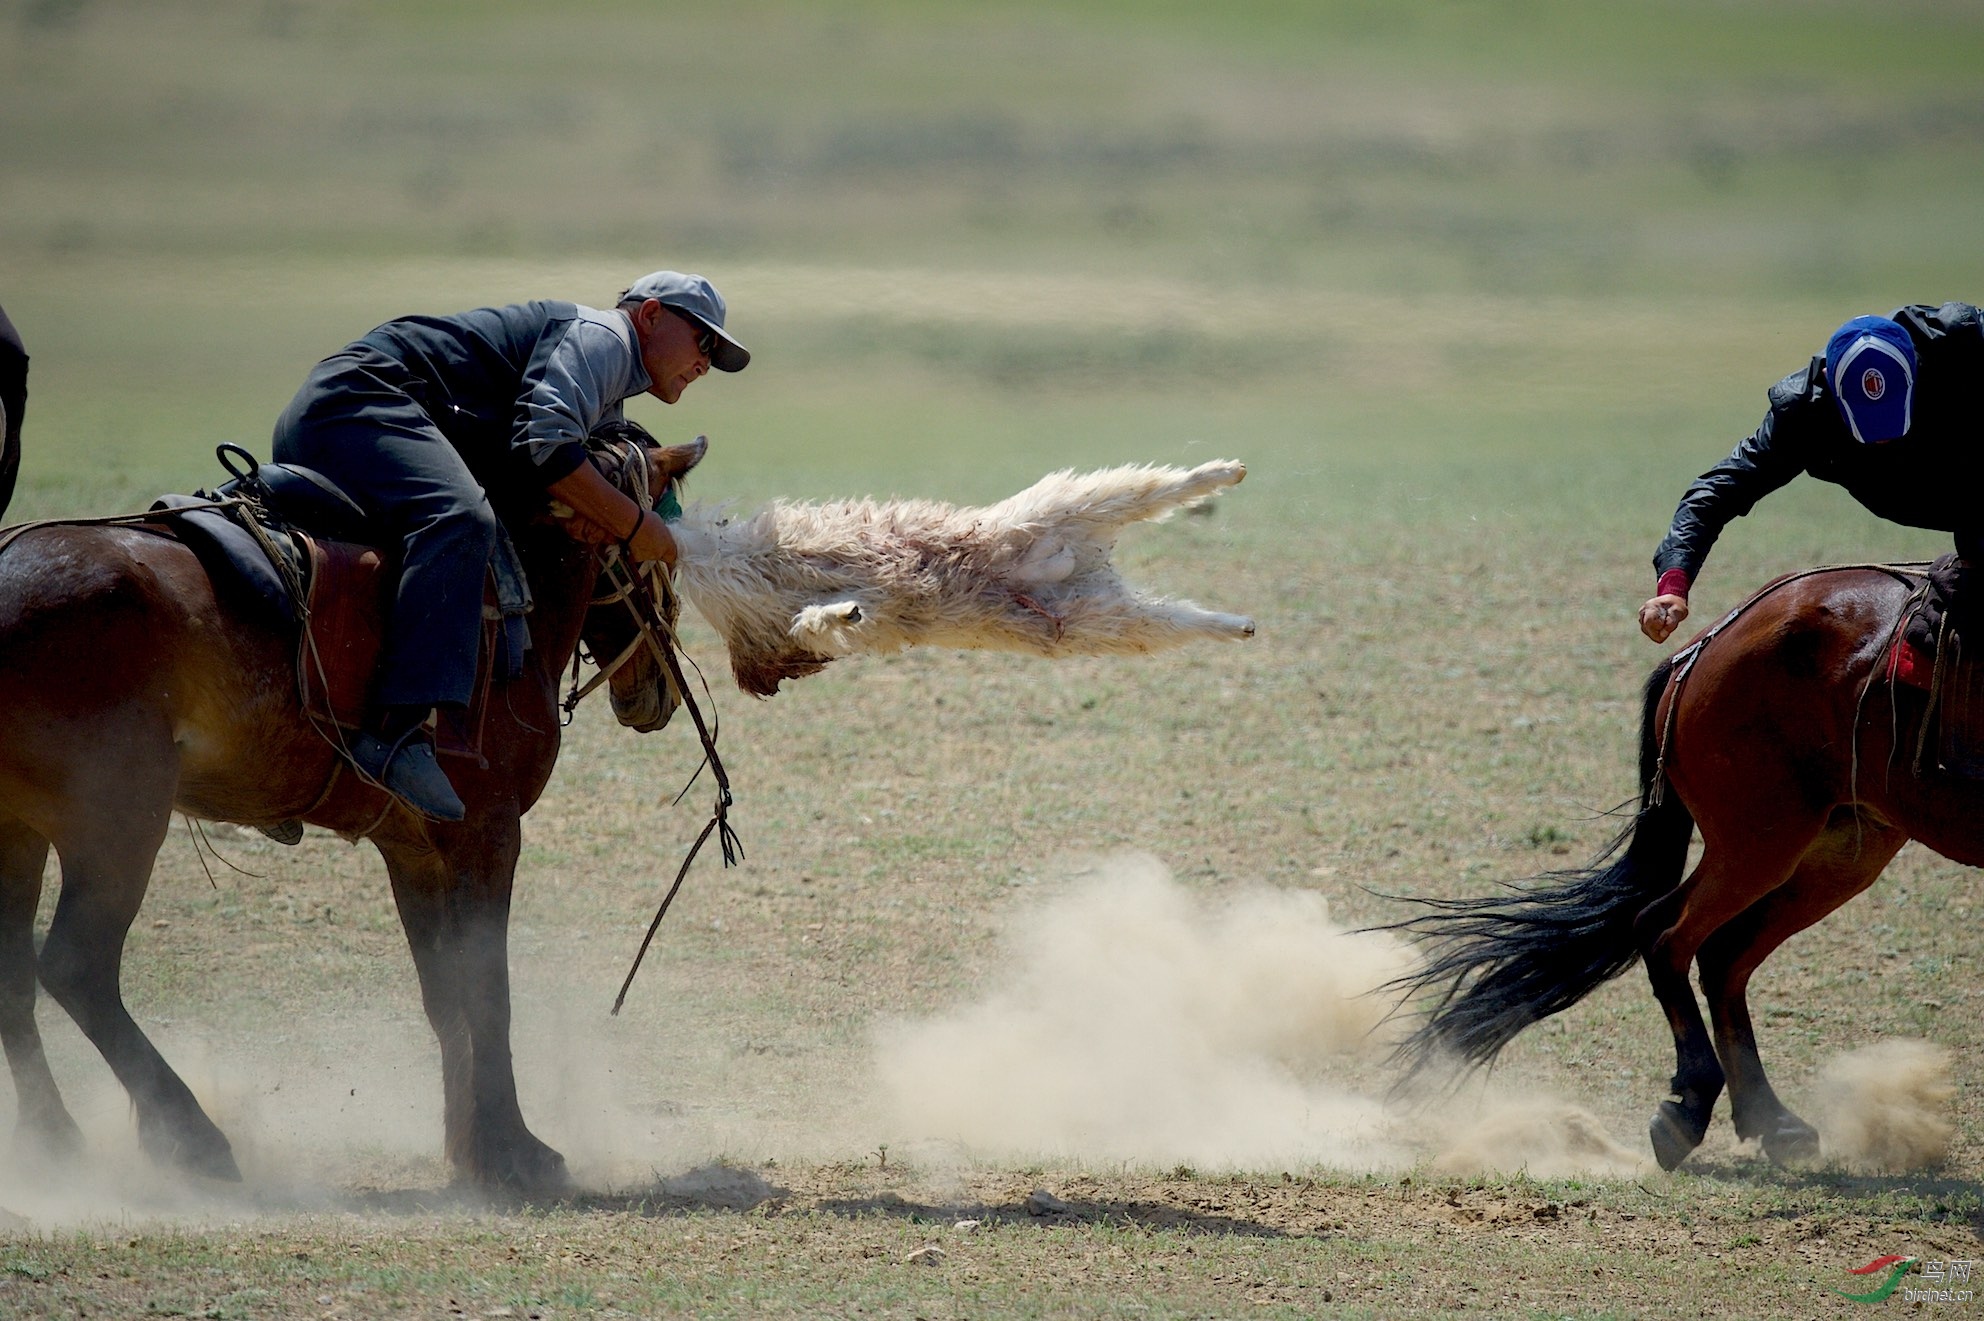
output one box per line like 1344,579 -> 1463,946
561,561 -> 656,715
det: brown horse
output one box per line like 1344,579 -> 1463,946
0,426 -> 700,1192
1387,565 -> 1966,1170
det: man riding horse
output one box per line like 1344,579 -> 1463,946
272,270 -> 750,821
1639,301 -> 1984,655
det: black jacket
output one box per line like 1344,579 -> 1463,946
1653,301 -> 1984,582
348,299 -> 647,494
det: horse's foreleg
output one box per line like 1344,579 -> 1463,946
381,811 -> 566,1194
1697,822 -> 1901,1166
0,815 -> 80,1159
37,805 -> 239,1181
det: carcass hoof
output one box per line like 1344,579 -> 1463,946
1649,1100 -> 1707,1171
1761,1116 -> 1822,1167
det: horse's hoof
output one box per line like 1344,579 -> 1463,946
172,1133 -> 243,1182
470,1140 -> 569,1197
14,1109 -> 85,1164
1649,1101 -> 1707,1171
1762,1116 -> 1822,1167
153,1137 -> 241,1182
508,1148 -> 570,1196
139,1114 -> 242,1182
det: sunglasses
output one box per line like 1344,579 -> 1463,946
669,307 -> 716,359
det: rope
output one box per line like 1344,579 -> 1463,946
606,552 -> 742,1016
0,499 -> 254,560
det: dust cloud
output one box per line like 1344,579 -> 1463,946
1427,1097 -> 1646,1179
0,1014 -> 448,1225
875,853 -> 1411,1169
873,852 -> 1644,1176
1,853 -> 1955,1227
1810,1039 -> 1954,1174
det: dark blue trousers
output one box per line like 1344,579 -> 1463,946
272,347 -> 499,711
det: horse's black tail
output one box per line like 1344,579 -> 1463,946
1378,656 -> 1695,1081
0,301 -> 26,521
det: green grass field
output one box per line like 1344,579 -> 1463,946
4,1 -> 1984,1316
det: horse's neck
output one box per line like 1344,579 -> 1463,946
517,529 -> 599,678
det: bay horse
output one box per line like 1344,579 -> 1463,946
1388,564 -> 1964,1171
0,424 -> 699,1192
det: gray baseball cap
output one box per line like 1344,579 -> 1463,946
619,270 -> 750,372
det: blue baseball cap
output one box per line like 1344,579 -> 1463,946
1824,314 -> 1915,443
619,270 -> 750,372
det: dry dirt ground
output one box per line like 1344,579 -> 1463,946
5,1156 -> 1981,1319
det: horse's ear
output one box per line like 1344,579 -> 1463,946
651,434 -> 708,488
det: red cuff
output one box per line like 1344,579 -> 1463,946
1656,569 -> 1692,599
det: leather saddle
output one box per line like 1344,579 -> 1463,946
149,459 -> 357,626
148,445 -> 530,763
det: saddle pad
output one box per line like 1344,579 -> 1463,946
296,534 -> 494,761
148,495 -> 298,625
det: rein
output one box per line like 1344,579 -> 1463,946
590,551 -> 744,1016
543,431 -> 743,1010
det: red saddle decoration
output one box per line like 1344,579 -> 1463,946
1885,635 -> 1932,691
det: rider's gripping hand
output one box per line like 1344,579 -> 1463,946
1639,593 -> 1689,644
622,507 -> 678,567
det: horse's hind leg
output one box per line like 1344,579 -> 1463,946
1696,819 -> 1902,1166
1633,822 -> 1823,1170
0,814 -> 82,1158
1635,879 -> 1727,1170
36,803 -> 239,1181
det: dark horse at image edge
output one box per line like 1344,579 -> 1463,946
0,412 -> 699,1192
1387,565 -> 1971,1170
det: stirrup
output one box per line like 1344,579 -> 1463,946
256,820 -> 305,846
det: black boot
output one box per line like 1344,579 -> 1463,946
350,708 -> 465,822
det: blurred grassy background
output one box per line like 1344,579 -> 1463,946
7,0 -> 1984,1200
6,0 -> 1982,511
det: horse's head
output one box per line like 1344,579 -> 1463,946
578,421 -> 706,732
